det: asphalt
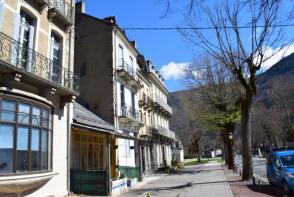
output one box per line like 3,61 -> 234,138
118,162 -> 233,197
234,156 -> 267,179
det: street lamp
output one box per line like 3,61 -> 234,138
228,132 -> 233,140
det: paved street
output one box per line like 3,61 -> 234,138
235,156 -> 267,179
119,162 -> 233,197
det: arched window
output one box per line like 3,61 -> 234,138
0,96 -> 53,175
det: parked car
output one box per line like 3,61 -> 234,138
267,150 -> 294,193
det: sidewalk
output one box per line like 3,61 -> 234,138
118,161 -> 234,197
223,165 -> 283,197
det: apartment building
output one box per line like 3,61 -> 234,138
0,0 -> 78,196
74,3 -> 142,193
137,55 -> 154,175
148,61 -> 175,169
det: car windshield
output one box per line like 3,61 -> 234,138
280,155 -> 294,167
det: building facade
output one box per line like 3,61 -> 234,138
147,61 -> 175,169
0,0 -> 78,196
74,6 -> 142,192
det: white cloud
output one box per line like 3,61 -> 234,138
259,45 -> 294,71
160,62 -> 189,80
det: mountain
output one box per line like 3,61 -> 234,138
168,53 -> 294,154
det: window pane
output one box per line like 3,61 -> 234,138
48,131 -> 52,170
1,100 -> 16,111
18,103 -> 30,124
16,126 -> 29,172
0,124 -> 14,174
42,118 -> 49,128
32,107 -> 41,126
0,110 -> 16,121
42,109 -> 49,119
31,128 -> 40,171
19,103 -> 30,113
41,129 -> 48,170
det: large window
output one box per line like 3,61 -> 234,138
0,97 -> 52,175
72,132 -> 104,170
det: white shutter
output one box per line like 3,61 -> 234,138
27,25 -> 35,72
11,13 -> 21,66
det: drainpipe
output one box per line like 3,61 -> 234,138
66,0 -> 74,193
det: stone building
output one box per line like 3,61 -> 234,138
0,0 -> 78,196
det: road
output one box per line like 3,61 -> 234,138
118,162 -> 233,197
235,156 -> 267,179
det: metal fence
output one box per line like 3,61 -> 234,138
0,32 -> 79,93
118,166 -> 140,179
70,169 -> 109,196
120,104 -> 141,122
49,0 -> 73,23
117,58 -> 138,80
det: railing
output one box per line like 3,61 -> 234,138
0,32 -> 79,93
119,104 -> 141,122
49,0 -> 73,24
70,169 -> 109,196
141,125 -> 152,136
118,166 -> 140,179
153,125 -> 176,140
117,58 -> 138,81
153,94 -> 172,114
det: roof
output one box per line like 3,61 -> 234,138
73,101 -> 136,140
273,150 -> 294,156
73,101 -> 115,133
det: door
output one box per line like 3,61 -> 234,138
272,156 -> 283,185
50,33 -> 62,84
18,11 -> 34,71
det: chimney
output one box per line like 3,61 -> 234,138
131,41 -> 137,48
76,0 -> 85,14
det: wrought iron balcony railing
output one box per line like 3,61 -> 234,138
119,104 -> 141,122
0,32 -> 79,93
153,125 -> 175,140
153,94 -> 172,115
117,58 -> 138,81
48,0 -> 74,25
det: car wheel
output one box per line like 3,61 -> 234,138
283,181 -> 289,195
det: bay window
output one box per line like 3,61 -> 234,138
0,97 -> 53,175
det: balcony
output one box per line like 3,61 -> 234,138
35,0 -> 49,12
118,105 -> 143,132
139,93 -> 153,112
152,94 -> 172,116
140,125 -> 152,137
117,58 -> 142,89
153,125 -> 175,140
0,32 -> 79,96
48,0 -> 74,27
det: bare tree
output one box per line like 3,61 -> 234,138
185,56 -> 240,169
190,121 -> 202,163
162,0 -> 291,180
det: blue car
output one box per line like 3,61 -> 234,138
267,150 -> 294,193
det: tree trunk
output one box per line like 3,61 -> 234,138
241,93 -> 253,180
222,131 -> 228,165
197,147 -> 202,163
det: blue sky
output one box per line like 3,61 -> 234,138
84,0 -> 294,92
85,0 -> 193,92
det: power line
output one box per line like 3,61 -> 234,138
121,24 -> 294,31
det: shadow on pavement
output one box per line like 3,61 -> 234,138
247,184 -> 294,197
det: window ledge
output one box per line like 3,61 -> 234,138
0,172 -> 58,195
